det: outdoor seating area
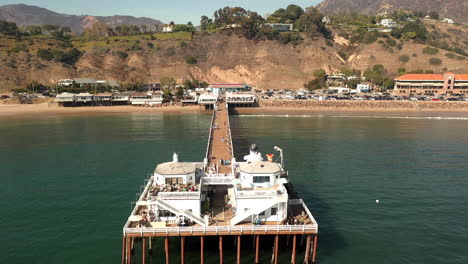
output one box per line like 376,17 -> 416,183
150,184 -> 199,195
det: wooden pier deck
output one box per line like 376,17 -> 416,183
206,101 -> 233,174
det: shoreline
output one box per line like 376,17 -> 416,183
2,100 -> 468,118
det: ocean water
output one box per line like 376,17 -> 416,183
1,113 -> 467,263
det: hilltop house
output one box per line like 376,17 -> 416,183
380,19 -> 397,28
57,78 -> 119,88
266,23 -> 293,31
442,18 -> 454,24
322,16 -> 331,24
163,25 -> 174,33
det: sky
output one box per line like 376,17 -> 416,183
0,0 -> 322,24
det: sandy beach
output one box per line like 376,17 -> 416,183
0,103 -> 202,117
2,100 -> 468,118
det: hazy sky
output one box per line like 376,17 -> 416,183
0,0 -> 322,24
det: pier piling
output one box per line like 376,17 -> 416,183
142,237 -> 146,264
200,237 -> 205,264
165,237 -> 170,264
291,235 -> 297,264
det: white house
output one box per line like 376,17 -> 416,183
266,23 -> 293,31
381,19 -> 397,28
442,18 -> 454,24
322,16 -> 331,24
328,87 -> 350,93
163,25 -> 174,33
357,84 -> 371,93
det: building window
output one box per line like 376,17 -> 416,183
165,177 -> 183,185
253,176 -> 270,183
271,208 -> 277,216
259,210 -> 265,216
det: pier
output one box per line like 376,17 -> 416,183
122,98 -> 318,264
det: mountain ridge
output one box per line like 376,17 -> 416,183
0,4 -> 163,32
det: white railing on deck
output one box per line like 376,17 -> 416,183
205,105 -> 216,160
236,190 -> 280,198
158,192 -> 200,200
202,177 -> 235,185
226,104 -> 234,162
125,223 -> 317,235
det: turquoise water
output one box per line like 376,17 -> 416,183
1,114 -> 468,263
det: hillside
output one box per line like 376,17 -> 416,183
0,28 -> 466,92
317,0 -> 468,24
0,4 -> 162,33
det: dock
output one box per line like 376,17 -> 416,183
122,98 -> 318,264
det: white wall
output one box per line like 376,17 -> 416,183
165,199 -> 201,216
154,173 -> 196,185
236,199 -> 287,222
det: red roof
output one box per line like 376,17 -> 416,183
395,73 -> 468,81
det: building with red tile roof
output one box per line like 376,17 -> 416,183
394,72 -> 468,95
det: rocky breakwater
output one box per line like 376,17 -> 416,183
258,100 -> 468,111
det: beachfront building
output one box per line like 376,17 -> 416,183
55,92 -> 75,106
181,91 -> 198,105
198,93 -> 218,107
130,92 -> 163,106
394,73 -> 468,95
266,23 -> 293,31
94,93 -> 113,105
74,92 -> 94,105
208,84 -> 251,97
226,92 -> 256,106
112,93 -> 131,105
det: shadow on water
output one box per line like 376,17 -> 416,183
229,113 -> 348,262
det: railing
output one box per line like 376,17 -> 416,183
125,223 -> 318,236
226,104 -> 235,162
158,192 -> 200,200
202,177 -> 235,185
288,199 -> 318,226
205,104 -> 216,160
236,190 -> 281,198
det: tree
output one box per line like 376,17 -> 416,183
42,24 -> 60,34
163,88 -> 173,102
0,20 -> 19,35
61,26 -> 72,34
141,24 -> 148,33
160,77 -> 176,91
200,15 -> 211,30
313,69 -> 326,79
428,11 -> 439,20
187,22 -> 193,27
295,7 -> 331,39
25,25 -> 42,35
285,4 -> 304,21
175,86 -> 184,101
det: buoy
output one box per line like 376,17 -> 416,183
376,200 -> 380,204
